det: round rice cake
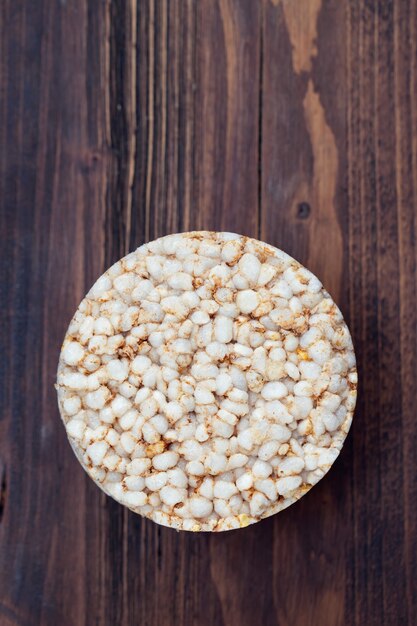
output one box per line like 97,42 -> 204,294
56,231 -> 357,532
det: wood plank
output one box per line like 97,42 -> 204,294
194,4 -> 267,625
0,1 -> 110,625
261,2 -> 350,624
394,0 -> 417,620
346,1 -> 417,624
124,3 -> 263,626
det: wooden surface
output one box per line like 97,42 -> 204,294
1,1 -> 417,624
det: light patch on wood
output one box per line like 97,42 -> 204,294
281,0 -> 322,74
303,79 -> 342,299
280,0 -> 343,299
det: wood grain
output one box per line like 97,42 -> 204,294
1,1 -> 416,625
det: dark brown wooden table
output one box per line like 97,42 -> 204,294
1,1 -> 417,624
